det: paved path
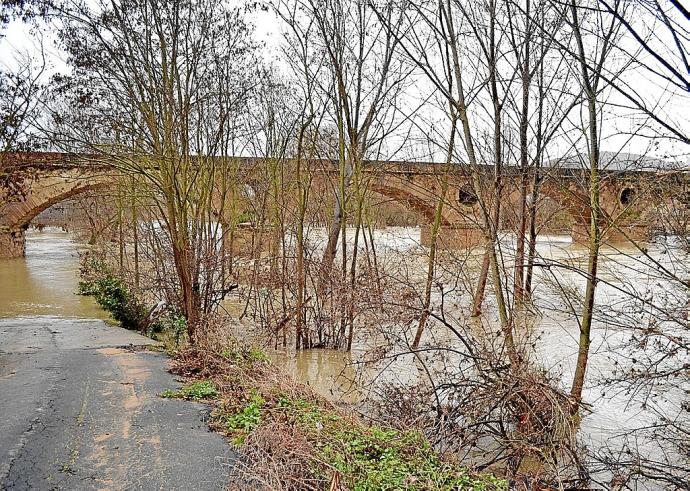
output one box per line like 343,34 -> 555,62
0,317 -> 234,490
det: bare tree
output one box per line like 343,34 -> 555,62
52,0 -> 260,340
596,0 -> 690,144
281,1 -> 407,278
564,0 -> 625,407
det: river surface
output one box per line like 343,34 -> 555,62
0,229 -> 110,320
2,227 -> 686,487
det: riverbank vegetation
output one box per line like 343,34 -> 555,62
1,0 -> 688,488
163,326 -> 506,490
77,256 -> 147,330
78,253 -> 191,346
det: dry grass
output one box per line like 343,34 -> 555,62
166,322 -> 506,490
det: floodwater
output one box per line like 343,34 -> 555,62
0,228 -> 110,320
2,226 -> 687,486
234,226 -> 688,487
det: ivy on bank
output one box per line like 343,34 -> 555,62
77,257 -> 147,330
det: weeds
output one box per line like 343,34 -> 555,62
212,390 -> 266,445
221,345 -> 268,364
275,396 -> 502,490
77,257 -> 146,330
168,344 -> 505,490
151,314 -> 188,352
161,380 -> 219,400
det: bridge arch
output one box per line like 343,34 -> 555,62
369,183 -> 452,227
530,176 -> 664,241
4,182 -> 106,231
1,174 -> 109,258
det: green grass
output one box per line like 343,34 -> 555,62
219,390 -> 266,444
321,425 -> 501,490
161,380 -> 219,400
225,390 -> 264,432
217,394 -> 507,490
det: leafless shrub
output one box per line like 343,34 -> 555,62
369,346 -> 582,484
227,423 -> 328,491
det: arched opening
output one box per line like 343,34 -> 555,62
370,184 -> 451,226
619,187 -> 635,206
0,181 -> 108,258
457,186 -> 478,206
7,182 -> 107,232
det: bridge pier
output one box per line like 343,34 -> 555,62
0,228 -> 26,258
421,224 -> 485,250
571,221 -> 651,245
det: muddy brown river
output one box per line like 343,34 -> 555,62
0,229 -> 109,320
2,227 -> 686,488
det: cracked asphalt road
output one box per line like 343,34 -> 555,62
0,316 -> 234,490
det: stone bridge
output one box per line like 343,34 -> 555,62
1,151 -> 687,258
362,157 -> 689,248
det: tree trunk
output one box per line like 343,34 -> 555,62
295,119 -> 311,350
412,172 -> 450,349
471,252 -> 490,317
513,0 -> 532,306
318,110 -> 353,290
569,0 -> 602,408
444,0 -> 519,367
524,167 -> 540,299
413,118 -> 456,349
174,241 -> 200,342
131,178 -> 140,289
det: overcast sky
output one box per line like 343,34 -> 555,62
1,2 -> 688,166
